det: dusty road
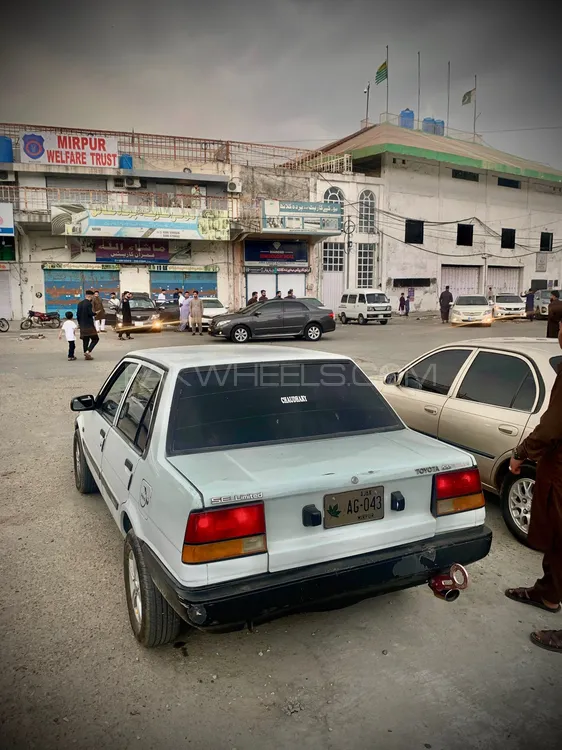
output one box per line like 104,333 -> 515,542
1,318 -> 561,749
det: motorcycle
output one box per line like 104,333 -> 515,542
0,318 -> 9,332
20,310 -> 61,330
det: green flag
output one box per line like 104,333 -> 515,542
462,88 -> 475,106
375,60 -> 388,85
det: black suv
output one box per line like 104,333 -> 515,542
209,299 -> 336,343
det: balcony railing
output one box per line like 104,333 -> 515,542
0,185 -> 236,216
0,122 -> 351,172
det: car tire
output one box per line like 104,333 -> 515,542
340,313 -> 348,325
379,320 -> 388,325
124,531 -> 181,648
73,431 -> 98,494
500,466 -> 535,546
357,314 -> 366,325
230,325 -> 250,344
304,323 -> 323,341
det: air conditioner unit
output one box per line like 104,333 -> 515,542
0,171 -> 15,182
227,178 -> 242,193
124,177 -> 142,189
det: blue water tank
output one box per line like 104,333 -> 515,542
399,109 -> 415,129
422,117 -> 435,134
0,136 -> 14,163
119,154 -> 133,169
434,119 -> 445,136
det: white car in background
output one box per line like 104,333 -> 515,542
70,346 -> 491,647
201,297 -> 228,328
492,294 -> 526,319
450,295 -> 493,326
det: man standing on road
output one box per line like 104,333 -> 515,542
179,293 -> 191,332
506,323 -> 562,653
76,290 -> 99,360
92,290 -> 106,333
439,286 -> 454,324
118,291 -> 134,341
190,290 -> 204,336
546,290 -> 562,338
258,290 -> 268,302
285,289 -> 296,299
247,291 -> 259,305
525,289 -> 536,322
157,289 -> 166,303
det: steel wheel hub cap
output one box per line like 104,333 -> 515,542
235,329 -> 247,342
128,551 -> 143,625
508,478 -> 534,534
74,441 -> 81,482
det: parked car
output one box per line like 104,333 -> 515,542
492,294 -> 526,320
71,345 -> 492,647
157,297 -> 228,329
376,338 -> 562,544
449,295 -> 493,326
208,298 -> 336,343
116,296 -> 163,333
534,289 -> 560,320
338,289 -> 392,325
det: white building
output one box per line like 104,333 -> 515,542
315,123 -> 562,311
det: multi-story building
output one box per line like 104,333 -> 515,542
0,124 -> 348,320
316,121 -> 562,311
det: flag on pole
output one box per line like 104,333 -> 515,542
375,60 -> 388,85
462,88 -> 476,106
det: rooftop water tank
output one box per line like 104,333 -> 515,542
399,109 -> 415,129
0,136 -> 14,163
434,119 -> 445,136
422,117 -> 435,134
119,154 -> 133,169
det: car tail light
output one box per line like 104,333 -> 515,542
182,502 -> 267,564
432,467 -> 485,517
329,312 -> 334,319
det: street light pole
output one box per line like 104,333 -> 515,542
365,82 -> 371,125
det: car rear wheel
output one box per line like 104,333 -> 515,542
379,320 -> 388,325
230,325 -> 250,344
73,431 -> 98,494
124,531 -> 181,647
500,466 -> 535,546
357,314 -> 366,325
304,323 -> 322,341
340,313 -> 348,325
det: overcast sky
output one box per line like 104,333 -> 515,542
1,0 -> 561,167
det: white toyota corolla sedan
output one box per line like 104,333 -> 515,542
71,346 -> 492,647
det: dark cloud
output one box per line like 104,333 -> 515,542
1,0 -> 561,165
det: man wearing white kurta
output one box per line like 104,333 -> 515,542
179,295 -> 191,332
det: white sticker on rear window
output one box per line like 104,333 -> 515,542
280,395 -> 308,404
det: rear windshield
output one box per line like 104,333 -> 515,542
551,356 -> 562,373
496,295 -> 522,303
167,361 -> 403,454
456,296 -> 488,306
367,294 -> 388,304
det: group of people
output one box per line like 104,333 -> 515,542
398,293 -> 411,317
58,290 -> 136,361
176,289 -> 205,335
246,289 -> 296,305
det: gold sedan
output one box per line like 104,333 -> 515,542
375,338 -> 562,545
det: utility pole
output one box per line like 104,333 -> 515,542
365,81 -> 371,125
446,61 -> 451,135
343,218 -> 356,288
473,74 -> 478,139
417,51 -> 421,129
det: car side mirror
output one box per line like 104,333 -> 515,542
384,372 -> 399,386
71,394 -> 95,411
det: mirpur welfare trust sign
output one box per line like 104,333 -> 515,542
20,131 -> 119,168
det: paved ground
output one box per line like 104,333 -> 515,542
1,317 -> 561,750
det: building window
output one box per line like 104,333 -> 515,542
498,177 -> 521,189
0,238 -> 15,262
358,190 -> 376,233
357,244 -> 375,287
540,232 -> 554,252
452,169 -> 480,182
323,242 -> 345,272
393,278 -> 431,288
405,219 -> 424,244
323,187 -> 345,204
457,224 -> 474,247
501,228 -> 516,249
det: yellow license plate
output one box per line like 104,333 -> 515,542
323,486 -> 384,529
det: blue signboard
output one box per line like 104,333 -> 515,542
261,200 -> 342,235
244,240 -> 309,265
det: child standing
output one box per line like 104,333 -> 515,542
59,311 -> 77,360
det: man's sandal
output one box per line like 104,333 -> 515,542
505,587 -> 561,613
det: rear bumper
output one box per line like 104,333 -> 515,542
143,525 -> 492,630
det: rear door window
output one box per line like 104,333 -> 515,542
167,361 -> 403,454
401,349 -> 471,395
456,352 -> 536,411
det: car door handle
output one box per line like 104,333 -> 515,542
498,425 -> 518,436
424,406 -> 438,415
124,459 -> 133,471
100,429 -> 106,437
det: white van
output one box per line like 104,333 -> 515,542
338,288 -> 392,325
